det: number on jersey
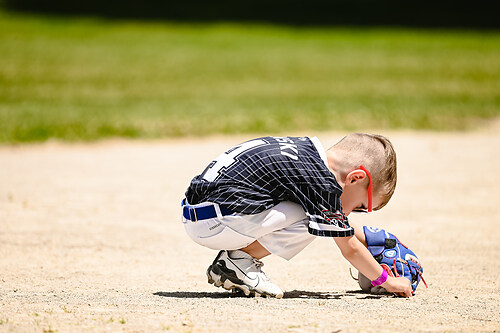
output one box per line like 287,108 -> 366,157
201,139 -> 268,182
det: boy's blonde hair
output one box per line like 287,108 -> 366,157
330,133 -> 397,210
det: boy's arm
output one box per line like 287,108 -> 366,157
333,235 -> 412,297
346,218 -> 367,246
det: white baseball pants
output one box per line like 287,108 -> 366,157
182,201 -> 315,260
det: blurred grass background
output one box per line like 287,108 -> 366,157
0,9 -> 499,143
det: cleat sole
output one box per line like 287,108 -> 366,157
205,251 -> 283,298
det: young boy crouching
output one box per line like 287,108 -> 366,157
181,133 -> 412,298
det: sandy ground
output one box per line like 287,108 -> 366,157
0,130 -> 499,333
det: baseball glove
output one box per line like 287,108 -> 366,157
357,226 -> 427,296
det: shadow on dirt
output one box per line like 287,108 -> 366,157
284,289 -> 387,299
154,291 -> 247,299
154,289 -> 388,299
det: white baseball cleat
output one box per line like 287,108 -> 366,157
206,250 -> 284,299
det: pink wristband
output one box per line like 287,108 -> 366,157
371,269 -> 388,287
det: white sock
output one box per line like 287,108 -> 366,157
227,250 -> 253,259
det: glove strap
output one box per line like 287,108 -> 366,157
371,269 -> 388,287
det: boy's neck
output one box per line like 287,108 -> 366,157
326,150 -> 346,188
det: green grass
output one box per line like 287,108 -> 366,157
0,10 -> 499,143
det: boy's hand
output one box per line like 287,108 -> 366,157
381,276 -> 412,297
361,226 -> 427,295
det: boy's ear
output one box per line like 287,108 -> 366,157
346,169 -> 367,184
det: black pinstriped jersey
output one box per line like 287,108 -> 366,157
185,136 -> 354,237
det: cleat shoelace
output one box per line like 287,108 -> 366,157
251,258 -> 270,280
252,258 -> 264,269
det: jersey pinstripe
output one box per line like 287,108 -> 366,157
185,136 -> 354,238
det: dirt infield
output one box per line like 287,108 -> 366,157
1,130 -> 499,332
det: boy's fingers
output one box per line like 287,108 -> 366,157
402,281 -> 411,297
400,277 -> 412,296
395,279 -> 412,297
396,290 -> 411,298
404,283 -> 412,297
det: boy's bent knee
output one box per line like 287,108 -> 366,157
184,218 -> 255,250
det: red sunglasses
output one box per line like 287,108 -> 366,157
354,165 -> 372,213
